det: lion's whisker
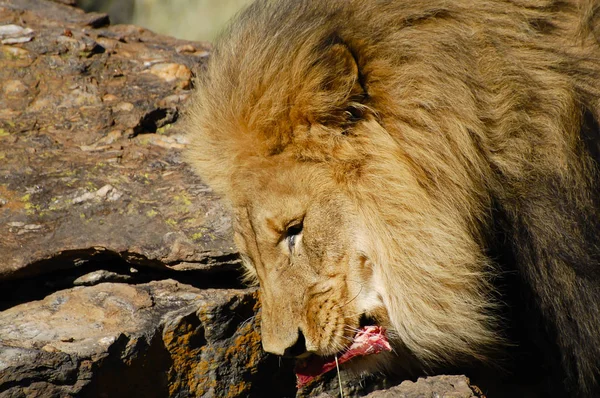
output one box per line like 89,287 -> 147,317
335,354 -> 344,398
239,315 -> 256,329
335,282 -> 363,310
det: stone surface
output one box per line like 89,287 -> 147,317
365,376 -> 482,398
301,375 -> 483,398
0,0 -> 233,281
0,280 -> 296,398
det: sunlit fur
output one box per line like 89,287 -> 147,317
184,0 -> 600,395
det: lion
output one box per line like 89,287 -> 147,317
184,0 -> 600,396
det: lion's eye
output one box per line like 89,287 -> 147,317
346,105 -> 364,122
285,222 -> 303,253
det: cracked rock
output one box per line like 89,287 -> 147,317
0,281 -> 295,397
0,0 -> 232,280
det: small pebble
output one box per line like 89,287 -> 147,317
41,345 -> 59,353
115,102 -> 134,112
176,44 -> 196,53
73,270 -> 132,286
0,24 -> 33,38
102,93 -> 118,102
149,63 -> 192,84
2,46 -> 29,58
0,24 -> 34,45
3,80 -> 28,96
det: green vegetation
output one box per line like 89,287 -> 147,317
77,0 -> 252,41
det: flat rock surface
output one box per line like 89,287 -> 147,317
0,0 -> 235,280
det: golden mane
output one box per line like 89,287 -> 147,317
185,0 -> 600,395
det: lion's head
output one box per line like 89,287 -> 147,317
185,0 -> 503,379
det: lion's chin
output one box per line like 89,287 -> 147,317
295,325 -> 392,388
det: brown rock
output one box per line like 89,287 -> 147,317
365,376 -> 482,398
0,281 -> 296,397
0,0 -> 233,280
149,62 -> 192,83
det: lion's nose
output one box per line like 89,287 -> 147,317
282,329 -> 307,358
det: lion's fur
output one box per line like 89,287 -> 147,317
185,0 -> 600,395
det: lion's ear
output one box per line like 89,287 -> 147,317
293,38 -> 368,127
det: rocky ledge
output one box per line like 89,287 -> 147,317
0,1 -> 483,397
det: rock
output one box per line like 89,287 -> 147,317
0,280 -> 296,397
149,62 -> 192,87
304,375 -> 483,398
72,269 -> 132,285
0,24 -> 34,44
0,0 -> 235,280
365,376 -> 482,398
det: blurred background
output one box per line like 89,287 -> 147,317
76,0 -> 253,41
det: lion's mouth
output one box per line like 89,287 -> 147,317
294,325 -> 391,388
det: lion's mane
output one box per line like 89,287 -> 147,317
185,0 -> 600,395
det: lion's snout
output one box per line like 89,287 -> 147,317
261,322 -> 307,357
260,293 -> 310,357
281,330 -> 308,358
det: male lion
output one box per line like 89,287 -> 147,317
184,0 -> 600,396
